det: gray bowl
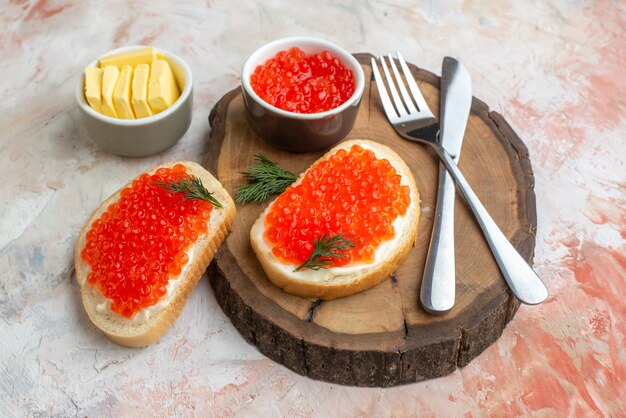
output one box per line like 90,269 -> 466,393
76,46 -> 193,157
241,37 -> 365,152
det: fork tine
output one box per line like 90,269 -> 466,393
397,52 -> 434,117
387,54 -> 418,114
371,57 -> 399,120
379,55 -> 408,117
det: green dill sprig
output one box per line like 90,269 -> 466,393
294,233 -> 357,272
236,154 -> 297,204
155,176 -> 223,208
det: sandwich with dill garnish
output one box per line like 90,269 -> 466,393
75,161 -> 235,346
248,140 -> 420,300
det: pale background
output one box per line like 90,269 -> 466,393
1,0 -> 625,416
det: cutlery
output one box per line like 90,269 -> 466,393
371,53 -> 548,305
420,57 -> 472,315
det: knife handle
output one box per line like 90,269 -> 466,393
420,162 -> 457,314
435,146 -> 549,305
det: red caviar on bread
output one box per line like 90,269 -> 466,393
250,139 -> 420,300
75,161 -> 235,347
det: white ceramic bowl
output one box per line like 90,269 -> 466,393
241,37 -> 365,152
76,45 -> 193,157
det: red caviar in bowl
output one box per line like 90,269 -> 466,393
250,47 -> 355,114
264,144 -> 411,267
80,165 -> 214,318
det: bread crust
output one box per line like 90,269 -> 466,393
74,161 -> 235,347
250,139 -> 420,300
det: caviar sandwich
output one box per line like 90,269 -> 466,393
250,139 -> 420,300
75,161 -> 235,346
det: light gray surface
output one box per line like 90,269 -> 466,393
1,0 -> 625,416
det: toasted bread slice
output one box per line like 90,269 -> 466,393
250,139 -> 420,300
74,161 -> 235,347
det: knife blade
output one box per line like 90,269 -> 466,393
439,58 -> 472,160
420,57 -> 472,314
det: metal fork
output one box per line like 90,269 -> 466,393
371,54 -> 548,305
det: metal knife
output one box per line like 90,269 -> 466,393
420,57 -> 472,315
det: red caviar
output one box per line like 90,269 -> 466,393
80,165 -> 214,318
264,145 -> 411,268
250,47 -> 355,113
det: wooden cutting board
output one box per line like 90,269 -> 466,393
202,54 -> 535,387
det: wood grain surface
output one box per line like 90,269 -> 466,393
203,54 -> 536,387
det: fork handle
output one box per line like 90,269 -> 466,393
420,163 -> 457,314
433,145 -> 548,304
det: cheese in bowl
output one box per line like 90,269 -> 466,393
84,47 -> 180,120
76,46 -> 193,157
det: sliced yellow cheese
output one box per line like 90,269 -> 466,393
148,59 -> 180,114
131,64 -> 153,118
84,67 -> 103,113
99,47 -> 156,69
101,65 -> 119,118
113,65 -> 135,119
